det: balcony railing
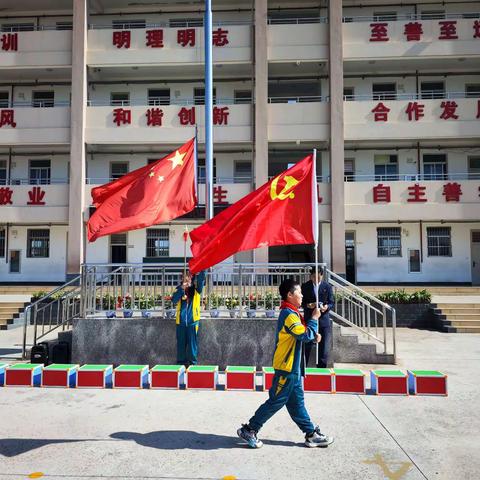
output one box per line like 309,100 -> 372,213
342,12 -> 480,23
11,101 -> 71,108
0,24 -> 72,31
268,95 -> 329,103
344,92 -> 480,101
344,173 -> 480,182
5,178 -> 69,185
87,97 -> 249,107
86,176 -> 253,185
267,17 -> 328,25
88,20 -> 252,29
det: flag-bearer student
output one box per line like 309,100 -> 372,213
237,278 -> 334,449
172,270 -> 206,367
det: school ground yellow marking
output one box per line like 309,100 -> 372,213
363,454 -> 412,479
222,476 -> 237,480
28,473 -> 44,479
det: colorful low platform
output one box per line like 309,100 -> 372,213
77,365 -> 113,388
42,364 -> 79,388
371,370 -> 409,395
304,368 -> 334,393
408,370 -> 448,396
333,369 -> 366,394
225,366 -> 256,391
262,367 -> 274,391
0,363 -> 6,386
113,365 -> 149,389
5,363 -> 42,387
150,365 -> 185,389
186,365 -> 218,390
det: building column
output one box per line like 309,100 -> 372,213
328,0 -> 346,275
254,0 -> 269,263
67,0 -> 88,277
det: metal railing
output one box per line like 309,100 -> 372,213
79,262 -> 396,359
268,17 -> 328,25
344,172 -> 480,182
22,275 -> 82,359
11,101 -> 71,108
344,92 -> 480,102
87,97 -> 249,107
343,12 -> 480,23
268,95 -> 328,104
88,20 -> 251,30
7,178 -> 69,185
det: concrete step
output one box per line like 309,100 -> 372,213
437,308 -> 480,314
435,303 -> 479,309
446,320 -> 480,327
444,314 -> 480,320
0,313 -> 17,320
445,326 -> 480,333
0,303 -> 28,309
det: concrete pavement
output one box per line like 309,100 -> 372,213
0,328 -> 479,480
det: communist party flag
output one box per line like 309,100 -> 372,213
87,138 -> 196,242
188,154 -> 316,273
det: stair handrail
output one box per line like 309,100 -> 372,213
22,274 -> 81,359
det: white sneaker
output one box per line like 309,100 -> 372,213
305,426 -> 334,448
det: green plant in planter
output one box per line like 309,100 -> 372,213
164,294 -> 173,310
407,289 -> 432,303
31,291 -> 48,302
208,293 -> 221,309
136,292 -> 155,310
377,289 -> 431,304
245,293 -> 259,310
264,292 -> 280,310
225,296 -> 240,310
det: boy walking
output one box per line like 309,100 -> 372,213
237,278 -> 334,448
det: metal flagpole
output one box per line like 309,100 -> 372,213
204,0 -> 214,221
183,226 -> 189,278
312,149 -> 321,366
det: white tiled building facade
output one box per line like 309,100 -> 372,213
0,0 -> 479,284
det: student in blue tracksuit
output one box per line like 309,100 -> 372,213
171,270 -> 205,367
237,278 -> 334,449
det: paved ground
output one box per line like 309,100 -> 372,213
0,328 -> 479,480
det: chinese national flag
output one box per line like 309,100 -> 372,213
188,154 -> 316,273
87,138 -> 196,242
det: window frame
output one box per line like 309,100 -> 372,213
427,227 -> 452,257
27,229 -> 50,258
377,227 -> 402,258
146,228 -> 170,258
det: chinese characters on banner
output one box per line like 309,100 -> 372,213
372,182 -> 473,204
0,187 -> 47,206
370,20 -> 480,42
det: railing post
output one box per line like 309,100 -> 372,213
238,264 -> 243,318
22,306 -> 30,359
32,303 -> 38,347
382,305 -> 387,354
392,307 -> 397,362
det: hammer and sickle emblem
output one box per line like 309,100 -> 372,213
270,175 -> 299,201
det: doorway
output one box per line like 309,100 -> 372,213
471,231 -> 480,285
9,250 -> 20,273
110,233 -> 127,264
345,231 -> 356,283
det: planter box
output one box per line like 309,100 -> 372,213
77,364 -> 113,388
262,367 -> 274,391
387,303 -> 434,328
0,363 -> 6,386
371,370 -> 408,395
225,366 -> 256,391
333,368 -> 366,394
113,365 -> 149,389
150,365 -> 185,389
186,365 -> 218,390
408,370 -> 447,396
304,368 -> 334,393
42,364 -> 79,388
5,363 -> 42,387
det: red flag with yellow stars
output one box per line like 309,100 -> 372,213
188,154 -> 315,273
87,138 -> 196,242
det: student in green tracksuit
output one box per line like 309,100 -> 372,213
172,270 -> 205,367
237,278 -> 334,449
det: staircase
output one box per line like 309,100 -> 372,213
0,302 -> 28,330
432,302 -> 480,333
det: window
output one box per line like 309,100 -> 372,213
423,154 -> 447,180
0,160 -> 6,185
372,83 -> 396,101
343,87 -> 354,101
421,11 -> 445,20
1,23 -> 34,32
0,92 -> 9,108
32,91 -> 54,108
110,162 -> 128,180
110,92 -> 130,106
56,22 -> 73,30
148,89 -> 170,106
373,12 -> 397,21
468,157 -> 480,179
344,158 -> 355,182
29,160 -> 51,185
0,229 -> 5,258
169,18 -> 202,27
421,81 -> 444,100
194,87 -> 216,105
197,158 -> 216,183
112,19 -> 146,29
27,229 -> 50,258
374,154 -> 398,181
234,90 -> 252,104
146,229 -> 169,257
465,85 -> 480,98
427,227 -> 451,257
377,227 -> 401,257
234,161 -> 252,183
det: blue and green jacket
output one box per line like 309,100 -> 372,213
272,306 -> 318,377
172,271 -> 206,326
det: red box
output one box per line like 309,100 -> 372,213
77,365 -> 113,388
262,367 -> 274,391
5,364 -> 42,387
333,369 -> 366,394
186,365 -> 218,390
113,365 -> 149,389
226,366 -> 256,391
304,368 -> 334,393
371,370 -> 408,395
42,364 -> 78,388
151,365 -> 185,389
408,370 -> 447,396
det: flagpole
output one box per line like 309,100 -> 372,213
204,0 -> 214,221
183,225 -> 189,278
312,149 -> 319,309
